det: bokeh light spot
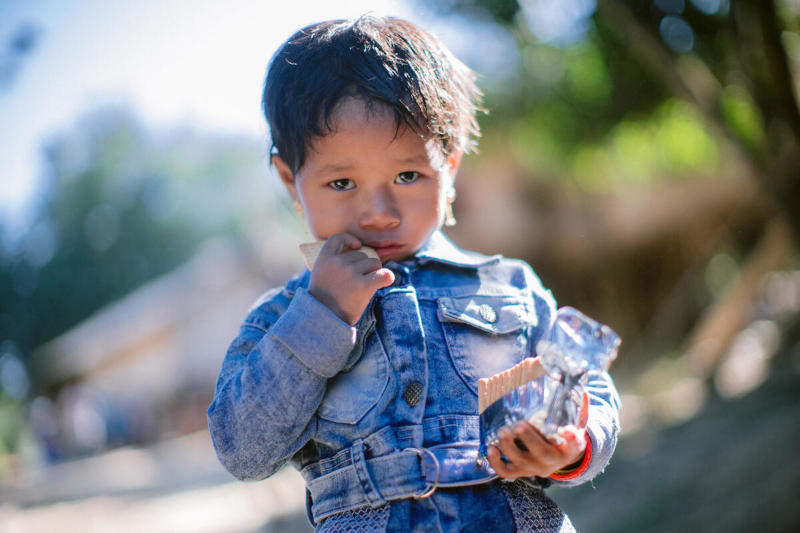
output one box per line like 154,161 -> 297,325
690,0 -> 728,15
659,16 -> 695,53
519,0 -> 597,47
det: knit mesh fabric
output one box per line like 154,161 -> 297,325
503,480 -> 577,533
315,482 -> 575,532
316,505 -> 390,532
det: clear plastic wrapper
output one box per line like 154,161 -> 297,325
478,306 -> 620,461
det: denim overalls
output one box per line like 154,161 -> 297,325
208,231 -> 620,532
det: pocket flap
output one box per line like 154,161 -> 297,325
438,295 -> 536,334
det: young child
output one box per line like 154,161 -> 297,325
208,15 -> 620,533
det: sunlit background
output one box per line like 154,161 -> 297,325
1,0 -> 799,531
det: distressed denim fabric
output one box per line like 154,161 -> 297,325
208,231 -> 620,531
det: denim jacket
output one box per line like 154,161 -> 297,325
208,231 -> 620,531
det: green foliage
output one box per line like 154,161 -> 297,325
478,36 -> 628,183
600,99 -> 719,184
564,43 -> 612,105
499,95 -> 720,190
720,84 -> 767,156
434,0 -> 799,200
470,13 -> 705,188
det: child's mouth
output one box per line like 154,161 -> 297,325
369,241 -> 404,261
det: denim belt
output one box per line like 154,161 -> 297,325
301,439 -> 497,521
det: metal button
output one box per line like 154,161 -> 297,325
478,304 -> 497,323
403,381 -> 424,407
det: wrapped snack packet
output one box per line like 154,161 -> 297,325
478,306 -> 620,461
299,241 -> 380,270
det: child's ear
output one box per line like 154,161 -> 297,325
272,154 -> 298,202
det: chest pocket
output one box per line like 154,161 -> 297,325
317,321 -> 389,425
438,294 -> 537,395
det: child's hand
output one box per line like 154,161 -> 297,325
487,391 -> 590,480
308,233 -> 395,325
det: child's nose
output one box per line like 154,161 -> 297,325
359,188 -> 400,230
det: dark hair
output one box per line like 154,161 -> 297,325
262,15 -> 483,173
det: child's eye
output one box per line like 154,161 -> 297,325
328,178 -> 354,191
395,171 -> 419,184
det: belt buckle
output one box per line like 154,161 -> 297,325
403,447 -> 440,499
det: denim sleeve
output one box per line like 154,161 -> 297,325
207,286 -> 357,481
522,262 -> 621,487
552,368 -> 621,487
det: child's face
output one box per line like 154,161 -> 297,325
275,97 -> 460,263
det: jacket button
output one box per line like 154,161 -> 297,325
479,304 -> 497,323
403,381 -> 424,407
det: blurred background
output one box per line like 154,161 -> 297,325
1,0 -> 799,531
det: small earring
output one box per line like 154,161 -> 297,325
294,201 -> 303,216
444,188 -> 457,227
445,205 -> 456,227
445,201 -> 457,227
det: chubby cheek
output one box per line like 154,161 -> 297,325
302,202 -> 350,241
303,211 -> 334,241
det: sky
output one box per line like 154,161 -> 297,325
0,0 -> 509,241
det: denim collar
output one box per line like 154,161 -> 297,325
408,231 -> 500,269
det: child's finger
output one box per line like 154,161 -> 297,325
340,250 -> 380,268
514,421 -> 565,458
486,446 -> 523,480
495,427 -> 527,464
513,424 -> 572,470
325,233 -> 362,255
497,425 -> 552,469
554,426 -> 587,468
510,422 -> 548,454
365,267 -> 395,288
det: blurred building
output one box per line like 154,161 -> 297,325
33,233 -> 303,456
